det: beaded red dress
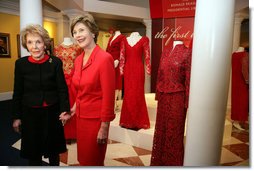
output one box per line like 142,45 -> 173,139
54,44 -> 82,139
151,44 -> 192,166
231,51 -> 249,122
106,34 -> 125,90
119,36 -> 151,130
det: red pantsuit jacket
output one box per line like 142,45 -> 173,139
72,45 -> 115,122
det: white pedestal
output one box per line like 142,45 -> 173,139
109,93 -> 232,151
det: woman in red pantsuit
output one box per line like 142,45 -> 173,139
151,41 -> 192,166
69,14 -> 115,166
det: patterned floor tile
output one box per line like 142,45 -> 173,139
114,156 -> 144,166
104,158 -> 130,166
234,159 -> 249,166
10,122 -> 249,167
139,154 -> 152,166
108,139 -> 120,144
11,139 -> 21,149
220,147 -> 243,164
223,143 -> 249,160
231,129 -> 249,143
105,143 -> 138,159
221,161 -> 243,166
132,146 -> 151,156
222,136 -> 243,146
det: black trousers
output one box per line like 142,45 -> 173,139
28,154 -> 60,166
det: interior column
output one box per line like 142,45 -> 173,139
20,0 -> 43,57
184,0 -> 235,166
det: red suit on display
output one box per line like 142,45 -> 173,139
119,32 -> 151,130
151,43 -> 192,166
106,31 -> 125,90
54,40 -> 82,140
231,50 -> 249,122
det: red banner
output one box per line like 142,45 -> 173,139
150,0 -> 196,19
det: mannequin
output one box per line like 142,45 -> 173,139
173,40 -> 183,49
62,37 -> 74,46
235,46 -> 244,52
111,30 -> 121,45
151,41 -> 192,166
106,30 -> 125,111
54,39 -> 83,141
119,32 -> 151,130
127,32 -> 142,47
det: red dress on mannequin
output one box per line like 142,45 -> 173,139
231,51 -> 249,122
119,35 -> 151,130
151,44 -> 191,166
106,34 -> 125,90
54,44 -> 82,139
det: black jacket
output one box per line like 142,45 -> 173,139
12,56 -> 70,119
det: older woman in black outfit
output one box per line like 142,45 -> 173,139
12,24 -> 71,166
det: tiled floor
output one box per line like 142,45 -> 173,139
10,96 -> 249,166
11,122 -> 249,166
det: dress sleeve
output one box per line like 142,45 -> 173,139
12,59 -> 24,119
99,54 -> 116,122
119,38 -> 126,75
143,37 -> 151,75
184,49 -> 192,108
155,50 -> 165,101
55,57 -> 70,112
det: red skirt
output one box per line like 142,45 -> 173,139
76,117 -> 108,166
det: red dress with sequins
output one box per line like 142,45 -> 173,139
119,36 -> 151,130
106,34 -> 125,90
54,44 -> 83,139
151,44 -> 192,166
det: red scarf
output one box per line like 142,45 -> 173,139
28,54 -> 49,64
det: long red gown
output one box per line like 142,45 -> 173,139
54,43 -> 83,139
119,36 -> 151,130
151,44 -> 192,166
106,34 -> 125,90
231,51 -> 249,122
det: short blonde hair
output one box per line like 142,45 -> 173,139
20,24 -> 51,50
70,13 -> 99,43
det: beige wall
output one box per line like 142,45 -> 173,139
0,13 -> 20,93
0,12 -> 58,94
97,31 -> 111,50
